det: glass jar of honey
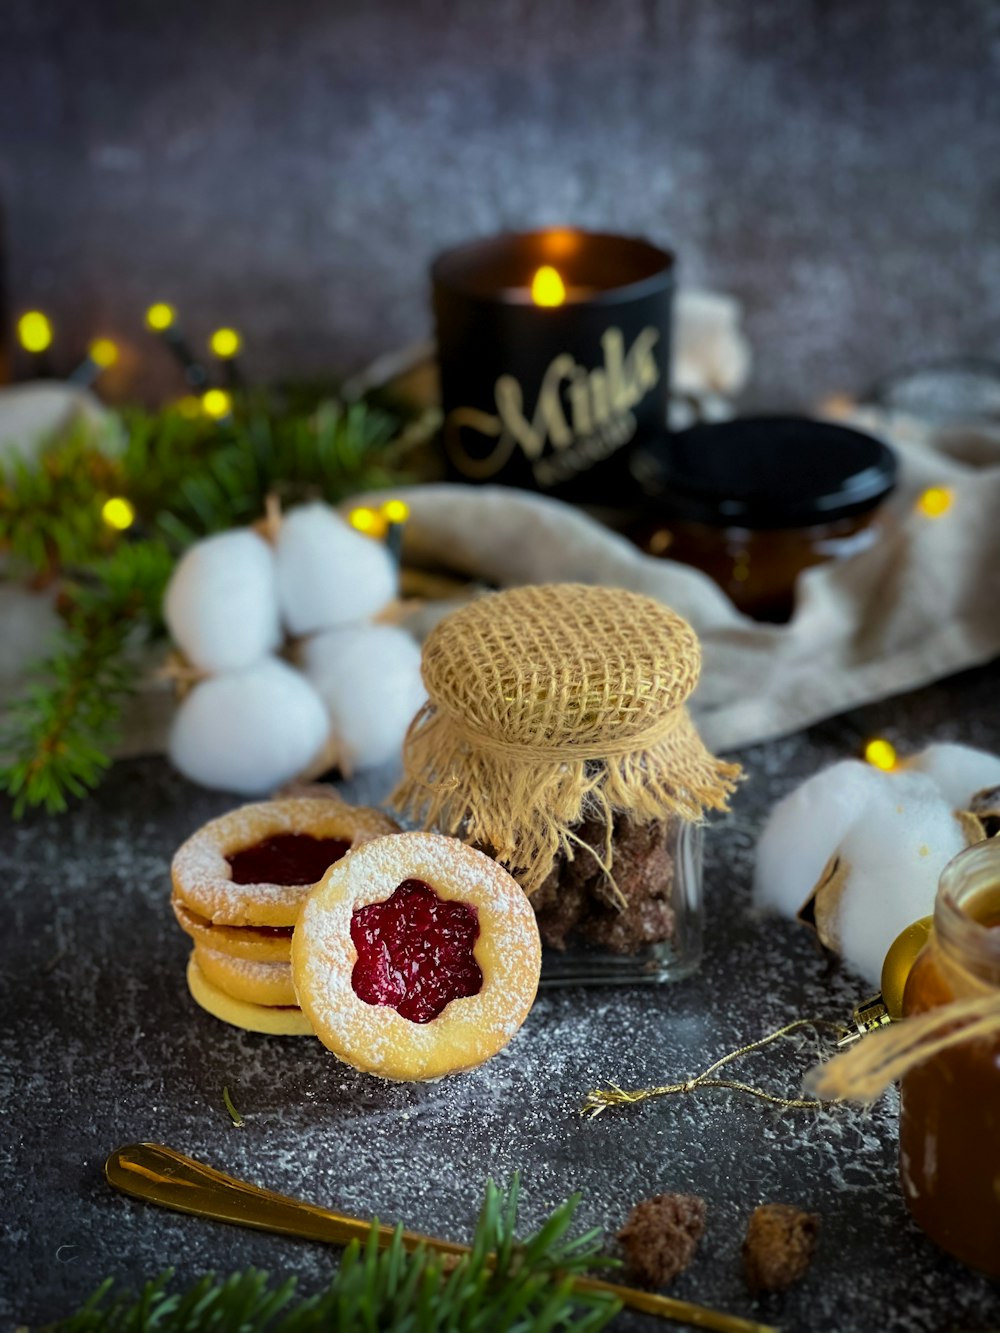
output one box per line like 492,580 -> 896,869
898,840 -> 1000,1276
631,416 -> 898,622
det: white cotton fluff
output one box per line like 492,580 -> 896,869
164,529 -> 281,672
899,743 -> 1000,809
753,760 -> 885,917
833,771 -> 967,986
169,657 -> 329,795
301,624 -> 426,774
275,503 -> 397,636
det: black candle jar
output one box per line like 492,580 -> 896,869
432,229 -> 674,503
633,416 -> 898,622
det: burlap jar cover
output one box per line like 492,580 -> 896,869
392,583 -> 741,897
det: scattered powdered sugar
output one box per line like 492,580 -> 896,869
293,832 -> 542,1080
171,797 -> 399,926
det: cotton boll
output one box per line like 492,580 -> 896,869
275,503 -> 397,635
753,760 -> 886,917
826,772 -> 967,987
164,529 -> 281,672
900,743 -> 1000,810
301,624 -> 426,774
169,658 -> 329,795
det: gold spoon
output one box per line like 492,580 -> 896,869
105,1143 -> 777,1333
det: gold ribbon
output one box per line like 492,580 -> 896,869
582,1018 -> 849,1118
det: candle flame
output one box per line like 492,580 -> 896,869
531,265 -> 566,307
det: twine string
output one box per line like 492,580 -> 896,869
582,1018 -> 850,1118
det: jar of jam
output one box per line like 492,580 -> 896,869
898,840 -> 1000,1276
631,416 -> 898,622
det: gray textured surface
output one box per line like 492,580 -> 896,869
3,659 -> 1000,1331
1,1 -> 999,409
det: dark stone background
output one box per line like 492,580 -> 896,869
1,0 -> 999,408
2,659 -> 1000,1332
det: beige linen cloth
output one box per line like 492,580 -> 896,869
369,411 -> 1000,754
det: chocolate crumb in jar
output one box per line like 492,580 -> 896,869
532,814 -> 677,955
742,1203 -> 820,1292
617,1192 -> 707,1286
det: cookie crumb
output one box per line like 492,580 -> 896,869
617,1192 -> 706,1286
742,1203 -> 820,1291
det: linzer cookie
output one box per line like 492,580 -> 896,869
292,832 -> 541,1081
171,796 -> 399,928
185,953 -> 313,1037
193,943 -> 298,1007
171,795 -> 399,1035
172,898 -> 294,965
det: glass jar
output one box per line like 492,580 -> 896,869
632,416 -> 898,622
392,584 -> 738,989
898,840 -> 1000,1276
533,817 -> 703,986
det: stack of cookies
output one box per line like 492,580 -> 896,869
171,795 -> 398,1035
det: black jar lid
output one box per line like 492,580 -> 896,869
636,416 -> 898,529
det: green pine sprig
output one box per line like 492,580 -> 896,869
43,1177 -> 620,1332
1,392 -> 426,816
0,539 -> 175,815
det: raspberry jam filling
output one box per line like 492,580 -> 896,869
350,878 -> 483,1023
227,834 -> 351,887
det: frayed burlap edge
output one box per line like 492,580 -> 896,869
392,703 -> 741,896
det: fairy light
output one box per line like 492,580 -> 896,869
88,338 -> 119,368
176,395 -> 202,419
201,388 -> 233,420
348,506 -> 388,539
864,738 -> 898,771
101,497 -> 136,531
145,303 -> 177,332
209,327 -> 241,359
530,265 -> 566,307
380,498 -> 410,524
17,311 -> 54,354
916,486 -> 954,519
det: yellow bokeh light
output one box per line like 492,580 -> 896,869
101,496 -> 136,531
210,327 -> 242,358
88,338 -> 119,368
175,395 -> 202,419
381,498 -> 410,524
864,738 -> 898,771
145,303 -> 176,331
349,506 -> 388,538
530,265 -> 566,307
916,486 -> 954,519
17,311 -> 53,354
201,388 -> 233,420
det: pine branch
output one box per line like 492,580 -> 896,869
0,540 -> 175,815
0,417 -> 124,578
0,391 -> 419,815
43,1178 -> 620,1332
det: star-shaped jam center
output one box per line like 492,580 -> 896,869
350,878 -> 483,1023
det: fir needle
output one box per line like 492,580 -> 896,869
221,1086 -> 244,1127
105,1143 -> 778,1333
